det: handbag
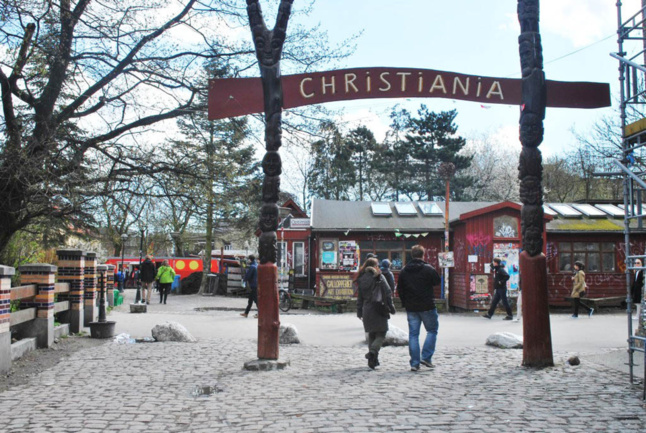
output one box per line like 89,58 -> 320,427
371,277 -> 390,317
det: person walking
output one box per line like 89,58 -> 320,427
397,244 -> 441,372
155,260 -> 176,305
139,255 -> 156,305
570,261 -> 593,318
380,259 -> 396,295
241,255 -> 258,318
356,257 -> 396,369
631,258 -> 644,321
483,258 -> 513,320
116,267 -> 125,293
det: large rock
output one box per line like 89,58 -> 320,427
279,323 -> 300,344
152,321 -> 197,343
364,325 -> 409,347
384,325 -> 409,346
486,332 -> 523,349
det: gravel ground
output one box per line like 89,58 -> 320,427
0,335 -> 105,393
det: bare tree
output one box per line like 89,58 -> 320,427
0,0 -> 354,257
461,133 -> 520,202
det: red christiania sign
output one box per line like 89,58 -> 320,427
208,67 -> 611,120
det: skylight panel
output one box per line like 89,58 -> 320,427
595,204 -> 625,216
542,205 -> 557,216
371,202 -> 392,216
570,204 -> 607,217
418,202 -> 443,216
548,204 -> 582,217
618,204 -> 646,215
394,202 -> 417,216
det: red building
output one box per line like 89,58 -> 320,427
301,199 -> 646,310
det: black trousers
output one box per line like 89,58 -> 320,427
159,283 -> 171,304
244,287 -> 258,315
488,289 -> 513,317
572,297 -> 592,316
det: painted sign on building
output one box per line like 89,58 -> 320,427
319,274 -> 355,299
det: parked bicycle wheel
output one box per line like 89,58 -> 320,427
279,291 -> 292,312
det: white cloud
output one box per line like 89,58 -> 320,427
541,0 -> 641,47
333,107 -> 390,142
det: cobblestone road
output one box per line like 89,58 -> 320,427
1,337 -> 644,432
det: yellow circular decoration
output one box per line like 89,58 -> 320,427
176,260 -> 186,270
189,260 -> 199,270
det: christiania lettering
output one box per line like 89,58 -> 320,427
299,71 -> 504,101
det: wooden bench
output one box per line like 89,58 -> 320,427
564,296 -> 625,310
291,294 -> 349,313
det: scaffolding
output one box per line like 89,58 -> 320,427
614,1 -> 646,400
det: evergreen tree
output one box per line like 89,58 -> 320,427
401,106 -> 472,200
307,121 -> 355,200
346,126 -> 377,201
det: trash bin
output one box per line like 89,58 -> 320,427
205,274 -> 219,295
171,275 -> 181,293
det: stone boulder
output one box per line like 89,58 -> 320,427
486,332 -> 523,349
384,325 -> 409,346
364,325 -> 408,346
152,321 -> 197,343
279,323 -> 300,344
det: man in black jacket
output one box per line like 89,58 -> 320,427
483,257 -> 513,320
397,245 -> 441,371
140,255 -> 156,305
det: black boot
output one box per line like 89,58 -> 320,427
163,293 -> 167,304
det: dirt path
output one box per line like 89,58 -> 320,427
0,335 -> 106,393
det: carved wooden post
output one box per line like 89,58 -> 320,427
247,0 -> 294,360
517,0 -> 553,367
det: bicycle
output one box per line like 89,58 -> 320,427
279,287 -> 292,312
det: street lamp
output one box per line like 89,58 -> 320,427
135,228 -> 145,303
438,162 -> 456,303
120,233 -> 128,293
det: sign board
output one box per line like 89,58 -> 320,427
320,239 -> 337,270
209,66 -> 611,120
493,243 -> 520,296
470,274 -> 491,301
289,218 -> 310,229
438,251 -> 455,268
319,274 -> 355,299
338,240 -> 359,272
468,255 -> 478,263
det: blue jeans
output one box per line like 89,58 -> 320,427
407,309 -> 439,367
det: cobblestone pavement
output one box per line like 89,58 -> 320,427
1,336 -> 645,432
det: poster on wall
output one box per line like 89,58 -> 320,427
320,239 -> 338,270
438,252 -> 455,268
469,274 -> 491,301
338,240 -> 359,272
493,243 -> 520,297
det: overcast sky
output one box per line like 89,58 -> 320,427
279,0 -> 644,157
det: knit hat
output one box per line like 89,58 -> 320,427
380,259 -> 391,269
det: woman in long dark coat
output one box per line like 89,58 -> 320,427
356,257 -> 396,369
632,258 -> 643,321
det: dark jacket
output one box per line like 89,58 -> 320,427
140,259 -> 156,283
397,259 -> 440,312
244,261 -> 258,289
356,267 -> 396,333
381,267 -> 395,293
632,270 -> 643,304
493,265 -> 510,291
